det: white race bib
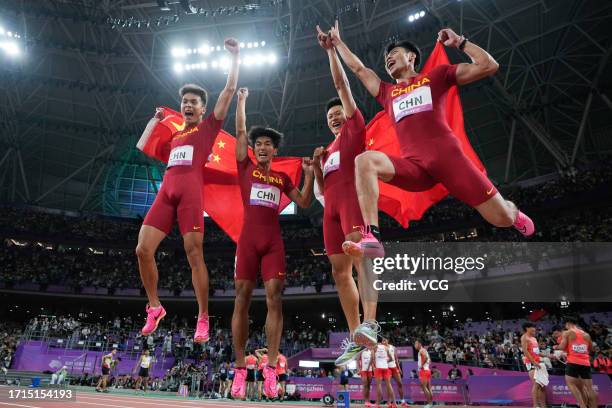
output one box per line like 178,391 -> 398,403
167,145 -> 194,167
392,86 -> 433,122
572,344 -> 588,353
533,347 -> 540,355
323,151 -> 340,177
250,183 -> 281,209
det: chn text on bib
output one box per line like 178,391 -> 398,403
167,145 -> 194,167
392,85 -> 433,122
250,183 -> 281,209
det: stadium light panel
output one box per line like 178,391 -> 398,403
0,41 -> 20,57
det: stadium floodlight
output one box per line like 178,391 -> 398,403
260,40 -> 266,47
171,47 -> 186,58
239,42 -> 245,48
408,10 -> 426,22
0,41 -> 20,57
267,53 -> 277,64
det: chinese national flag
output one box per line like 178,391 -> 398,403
138,107 -> 185,163
202,132 -> 303,242
138,119 -> 302,242
367,41 -> 486,227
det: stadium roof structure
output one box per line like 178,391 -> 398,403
0,0 -> 611,216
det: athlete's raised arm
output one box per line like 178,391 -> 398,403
235,88 -> 249,162
328,20 -> 381,98
437,28 -> 499,86
287,158 -> 314,208
214,38 -> 240,120
317,25 -> 357,117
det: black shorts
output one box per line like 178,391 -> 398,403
257,369 -> 264,381
101,366 -> 110,376
220,374 -> 227,381
565,363 -> 592,379
138,367 -> 149,378
246,369 -> 255,382
278,374 -> 288,382
340,378 -> 349,386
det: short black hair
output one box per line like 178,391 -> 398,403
326,97 -> 343,113
179,83 -> 208,106
563,315 -> 579,325
248,126 -> 283,148
384,40 -> 422,70
522,322 -> 535,331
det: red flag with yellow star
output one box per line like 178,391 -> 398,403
367,41 -> 486,227
138,107 -> 185,162
202,131 -> 303,242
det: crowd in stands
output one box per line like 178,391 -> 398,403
0,322 -> 22,376
23,312 -> 327,364
0,162 -> 610,298
3,307 -> 610,394
0,242 -> 332,293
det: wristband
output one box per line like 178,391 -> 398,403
459,37 -> 468,51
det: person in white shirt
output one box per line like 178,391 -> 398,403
358,348 -> 374,407
133,349 -> 154,393
51,366 -> 68,385
372,342 -> 396,407
382,338 -> 408,406
415,340 -> 433,408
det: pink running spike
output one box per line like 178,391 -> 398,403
141,304 -> 166,336
231,367 -> 247,399
513,210 -> 535,237
263,365 -> 278,398
194,313 -> 210,343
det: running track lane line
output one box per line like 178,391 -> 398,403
73,400 -> 137,408
0,402 -> 43,408
78,394 -> 322,407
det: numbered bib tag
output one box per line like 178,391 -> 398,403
392,86 -> 433,122
250,183 -> 281,209
323,151 -> 340,177
167,145 -> 194,167
572,344 -> 588,353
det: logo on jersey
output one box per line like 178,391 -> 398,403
391,77 -> 431,97
172,126 -> 198,140
252,170 -> 284,186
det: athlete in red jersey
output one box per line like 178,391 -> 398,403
135,38 -> 240,342
312,27 -> 379,365
521,322 -> 547,408
324,21 -> 534,257
554,316 -> 597,408
230,88 -> 314,400
277,353 -> 288,400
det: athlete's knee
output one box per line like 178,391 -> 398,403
135,243 -> 155,260
183,240 -> 203,261
234,283 -> 253,306
331,264 -> 352,285
355,151 -> 382,176
265,288 -> 282,309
